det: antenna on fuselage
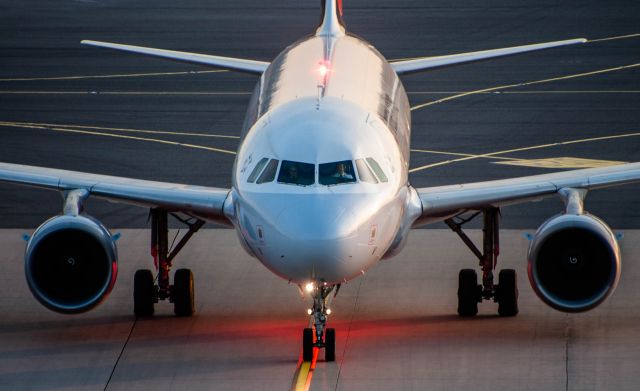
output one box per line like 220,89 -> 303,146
316,0 -> 346,37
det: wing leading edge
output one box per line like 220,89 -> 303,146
0,162 -> 231,225
391,38 -> 586,75
81,40 -> 269,75
414,162 -> 640,227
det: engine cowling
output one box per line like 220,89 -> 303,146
527,213 -> 620,313
25,215 -> 118,314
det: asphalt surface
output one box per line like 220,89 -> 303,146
2,229 -> 640,391
1,0 -> 640,228
1,2 -> 640,390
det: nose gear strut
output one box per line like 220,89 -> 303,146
303,283 -> 336,362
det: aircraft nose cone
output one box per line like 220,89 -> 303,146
276,200 -> 357,241
272,196 -> 368,282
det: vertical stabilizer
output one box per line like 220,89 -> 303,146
316,0 -> 346,37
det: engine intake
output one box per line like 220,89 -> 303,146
527,213 -> 620,312
25,215 -> 118,314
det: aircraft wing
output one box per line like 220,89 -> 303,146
414,162 -> 640,226
81,40 -> 269,75
391,38 -> 586,75
0,162 -> 231,224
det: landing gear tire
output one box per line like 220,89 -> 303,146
303,328 -> 314,362
173,268 -> 195,317
458,269 -> 480,317
497,269 -> 519,317
325,328 -> 336,362
134,269 -> 155,317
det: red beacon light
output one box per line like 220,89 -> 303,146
317,60 -> 331,80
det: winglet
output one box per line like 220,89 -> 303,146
316,0 -> 346,37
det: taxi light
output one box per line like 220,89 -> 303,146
326,309 -> 332,315
305,282 -> 315,293
307,308 -> 313,315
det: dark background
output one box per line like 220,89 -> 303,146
1,0 -> 639,228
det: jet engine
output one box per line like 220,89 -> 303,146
527,213 -> 620,312
25,215 -> 118,314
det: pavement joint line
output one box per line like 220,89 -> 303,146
409,131 -> 640,173
0,121 -> 240,139
0,69 -> 227,82
410,62 -> 640,112
103,317 -> 137,391
334,277 -> 365,391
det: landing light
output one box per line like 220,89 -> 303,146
305,282 -> 315,293
307,308 -> 313,315
326,309 -> 332,315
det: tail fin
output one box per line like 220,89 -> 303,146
316,0 -> 346,37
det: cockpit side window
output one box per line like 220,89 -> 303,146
366,158 -> 388,182
247,157 -> 269,183
355,159 -> 378,183
256,159 -> 279,184
319,160 -> 357,185
278,160 -> 315,186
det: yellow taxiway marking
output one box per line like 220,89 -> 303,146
0,90 -> 251,96
51,128 -> 237,155
588,33 -> 640,43
410,62 -> 640,112
392,32 -> 640,63
0,122 -> 236,155
0,69 -> 227,82
410,148 -> 518,161
493,157 -> 626,169
291,349 -> 319,391
407,90 -> 640,95
0,121 -> 240,139
409,131 -> 640,173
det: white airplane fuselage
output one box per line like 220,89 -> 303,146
226,33 -> 418,284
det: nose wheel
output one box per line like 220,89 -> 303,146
303,283 -> 337,362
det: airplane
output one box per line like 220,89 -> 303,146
1,0 -> 640,363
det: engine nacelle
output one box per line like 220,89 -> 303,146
25,215 -> 118,314
527,213 -> 620,313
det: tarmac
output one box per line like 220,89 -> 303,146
1,0 -> 640,390
2,229 -> 640,390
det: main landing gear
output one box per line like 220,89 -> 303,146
134,208 -> 204,317
445,207 -> 518,317
302,283 -> 338,362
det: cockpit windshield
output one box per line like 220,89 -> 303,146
277,160 -> 315,186
319,160 -> 357,185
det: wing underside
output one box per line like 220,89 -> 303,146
0,162 -> 231,225
81,40 -> 269,75
414,162 -> 640,226
391,38 -> 587,75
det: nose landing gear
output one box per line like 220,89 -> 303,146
302,283 -> 337,362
